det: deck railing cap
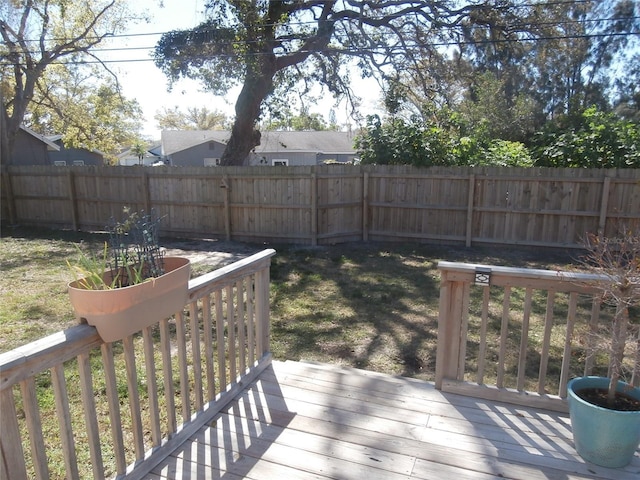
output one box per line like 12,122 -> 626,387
437,260 -> 605,283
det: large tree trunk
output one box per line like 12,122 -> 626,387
220,68 -> 275,166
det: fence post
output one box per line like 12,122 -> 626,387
598,176 -> 611,234
1,166 -> 17,225
362,171 -> 369,242
221,175 -> 231,241
67,170 -> 79,230
311,172 -> 318,246
141,170 -> 151,214
465,174 -> 475,247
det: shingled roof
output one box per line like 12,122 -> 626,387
162,130 -> 355,156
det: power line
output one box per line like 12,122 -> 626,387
5,14 -> 638,60
7,0 -> 635,45
2,29 -> 638,67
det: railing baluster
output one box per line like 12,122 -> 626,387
517,288 -> 533,391
584,297 -> 601,377
123,335 -> 144,459
537,290 -> 556,395
77,351 -> 104,478
175,311 -> 191,421
158,317 -> 176,434
51,363 -> 80,480
215,289 -> 226,390
247,275 -> 256,365
237,279 -> 247,374
255,267 -> 270,357
476,286 -> 490,385
226,284 -> 237,381
0,387 -> 28,479
497,286 -> 511,389
142,326 -> 161,446
20,377 -> 48,479
189,301 -> 203,410
559,292 -> 578,398
101,342 -> 126,474
202,294 -> 215,400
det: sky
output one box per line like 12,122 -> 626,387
103,0 -> 383,139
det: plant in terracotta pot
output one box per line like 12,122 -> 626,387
68,207 -> 190,342
567,226 -> 640,468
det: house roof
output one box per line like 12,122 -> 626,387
161,130 -> 356,156
46,135 -> 107,156
20,126 -> 60,151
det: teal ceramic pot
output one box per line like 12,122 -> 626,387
567,376 -> 640,468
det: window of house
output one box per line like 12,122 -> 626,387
72,160 -> 85,166
272,159 -> 289,166
53,161 -> 67,166
204,158 -> 221,166
208,141 -> 216,150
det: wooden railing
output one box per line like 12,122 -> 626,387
0,249 -> 276,480
435,261 -> 640,412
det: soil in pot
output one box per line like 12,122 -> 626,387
575,387 -> 640,411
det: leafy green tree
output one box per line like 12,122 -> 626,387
532,106 -> 640,168
131,140 -> 147,165
356,113 -> 537,168
387,1 -> 638,142
481,140 -> 534,167
0,0 -> 140,164
355,115 -> 455,167
154,1 -> 527,166
457,72 -> 540,143
154,106 -> 230,131
262,107 -> 331,131
28,67 -> 143,161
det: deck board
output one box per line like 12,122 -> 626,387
149,360 -> 640,480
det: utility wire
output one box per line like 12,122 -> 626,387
2,28 -> 637,67
5,15 -> 639,59
6,0 -> 634,44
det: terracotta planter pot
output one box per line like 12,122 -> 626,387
68,257 -> 190,342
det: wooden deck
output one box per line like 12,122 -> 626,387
146,361 -> 640,480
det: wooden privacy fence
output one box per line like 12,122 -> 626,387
2,165 -> 639,248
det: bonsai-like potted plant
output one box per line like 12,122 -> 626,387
68,207 -> 190,342
567,226 -> 640,468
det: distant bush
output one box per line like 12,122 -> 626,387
532,107 -> 639,168
355,107 -> 639,169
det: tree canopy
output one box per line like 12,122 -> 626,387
0,0 -> 142,163
155,0 -> 533,165
154,106 -> 231,131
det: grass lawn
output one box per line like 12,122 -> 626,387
1,224 -> 577,381
0,225 -> 594,478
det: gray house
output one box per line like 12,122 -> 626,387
161,130 -> 357,166
46,135 -> 105,166
8,126 -> 60,165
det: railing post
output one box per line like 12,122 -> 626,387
255,262 -> 271,358
435,269 -> 470,389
